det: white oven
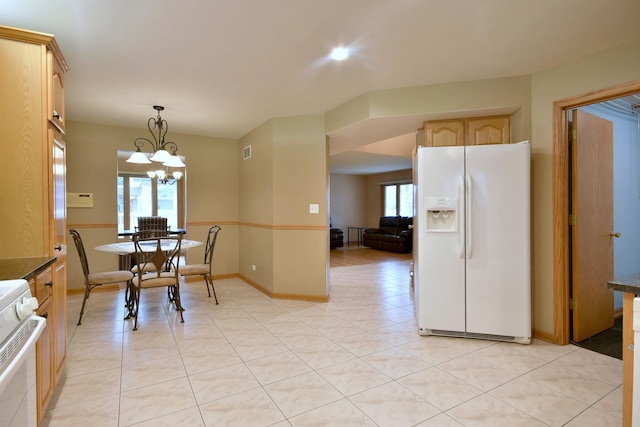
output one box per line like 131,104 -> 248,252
0,279 -> 45,427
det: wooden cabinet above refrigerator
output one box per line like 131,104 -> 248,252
423,115 -> 510,147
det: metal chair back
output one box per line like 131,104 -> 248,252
179,225 -> 221,302
204,225 -> 222,270
69,229 -> 91,279
129,232 -> 184,330
68,229 -> 134,325
131,232 -> 182,277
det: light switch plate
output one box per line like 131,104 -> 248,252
309,203 -> 319,214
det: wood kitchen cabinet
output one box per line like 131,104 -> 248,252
49,53 -> 66,132
50,129 -> 67,381
424,115 -> 511,147
36,298 -> 53,420
32,267 -> 54,420
467,116 -> 510,145
0,25 -> 68,424
424,120 -> 466,147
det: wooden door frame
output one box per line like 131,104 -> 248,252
553,80 -> 640,344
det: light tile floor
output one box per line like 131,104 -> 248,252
43,260 -> 623,426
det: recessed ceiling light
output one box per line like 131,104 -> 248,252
330,47 -> 349,61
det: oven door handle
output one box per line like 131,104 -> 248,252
0,315 -> 46,396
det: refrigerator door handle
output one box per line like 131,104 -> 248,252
466,175 -> 473,259
458,175 -> 465,258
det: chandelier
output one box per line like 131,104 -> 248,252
126,106 -> 186,178
147,168 -> 183,185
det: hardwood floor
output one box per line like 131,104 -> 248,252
330,243 -> 413,268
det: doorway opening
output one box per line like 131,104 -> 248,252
553,80 -> 640,347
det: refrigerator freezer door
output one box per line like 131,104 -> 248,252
415,146 -> 466,333
464,143 -> 531,339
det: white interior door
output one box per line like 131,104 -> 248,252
465,143 -> 531,338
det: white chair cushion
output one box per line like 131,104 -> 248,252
180,264 -> 209,276
133,271 -> 178,288
87,270 -> 133,285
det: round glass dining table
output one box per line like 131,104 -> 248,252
94,239 -> 203,255
94,239 -> 203,320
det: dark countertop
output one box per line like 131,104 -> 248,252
607,274 -> 640,294
0,257 -> 57,281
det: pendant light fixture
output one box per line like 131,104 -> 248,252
126,105 -> 186,169
146,169 -> 183,185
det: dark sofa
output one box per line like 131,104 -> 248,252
330,228 -> 344,249
362,216 -> 413,253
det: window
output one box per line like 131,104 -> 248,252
117,174 -> 184,232
382,182 -> 413,217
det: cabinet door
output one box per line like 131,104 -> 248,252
0,37 -> 47,258
48,51 -> 65,132
36,297 -> 53,422
52,261 -> 66,377
34,266 -> 53,302
468,116 -> 510,145
424,120 -> 465,147
51,131 -> 67,379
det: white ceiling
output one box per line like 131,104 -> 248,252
2,0 -> 640,173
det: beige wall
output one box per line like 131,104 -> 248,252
238,120 -> 275,292
272,116 -> 328,298
329,174 -> 368,230
65,120 -> 239,292
239,115 -> 328,299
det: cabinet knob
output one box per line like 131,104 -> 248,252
54,245 -> 62,251
45,281 -> 53,287
52,111 -> 61,120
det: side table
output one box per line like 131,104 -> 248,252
347,226 -> 367,247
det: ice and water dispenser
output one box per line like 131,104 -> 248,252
425,197 -> 457,232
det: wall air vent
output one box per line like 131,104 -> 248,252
243,145 -> 252,160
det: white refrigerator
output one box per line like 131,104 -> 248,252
414,141 -> 531,344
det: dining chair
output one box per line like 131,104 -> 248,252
136,216 -> 169,237
132,217 -> 169,271
180,225 -> 221,303
69,229 -> 134,325
129,232 -> 183,330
